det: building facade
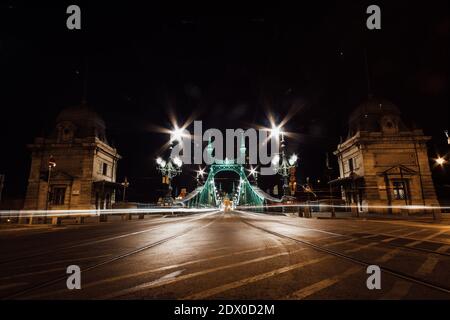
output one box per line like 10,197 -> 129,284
23,104 -> 122,222
333,98 -> 440,217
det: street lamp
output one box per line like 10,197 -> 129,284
269,124 -> 283,139
170,126 -> 184,143
272,134 -> 298,199
156,152 -> 182,206
435,157 -> 447,166
121,176 -> 130,202
45,155 -> 56,224
249,166 -> 259,185
196,167 -> 206,186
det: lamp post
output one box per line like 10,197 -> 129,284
272,134 -> 298,200
156,153 -> 182,206
196,167 -> 205,187
326,153 -> 336,218
121,176 -> 130,202
249,167 -> 258,186
45,155 -> 56,224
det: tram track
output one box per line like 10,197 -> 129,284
236,210 -> 450,258
0,211 -> 216,267
237,212 -> 450,296
1,211 -> 222,299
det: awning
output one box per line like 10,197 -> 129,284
328,173 -> 362,186
93,180 -> 124,190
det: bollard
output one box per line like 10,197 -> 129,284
351,205 -> 358,217
51,216 -> 61,225
76,216 -> 84,224
297,206 -> 303,218
304,205 -> 311,218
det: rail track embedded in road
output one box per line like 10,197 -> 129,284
237,210 -> 450,258
0,211 -> 217,267
1,211 -> 222,299
237,212 -> 450,296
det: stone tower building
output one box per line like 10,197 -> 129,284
333,98 -> 440,217
23,104 -> 122,222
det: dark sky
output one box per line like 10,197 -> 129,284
0,1 -> 449,202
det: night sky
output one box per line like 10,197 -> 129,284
0,1 -> 448,203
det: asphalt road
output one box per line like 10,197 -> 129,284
1,210 -> 450,300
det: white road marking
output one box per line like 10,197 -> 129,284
285,266 -> 361,299
183,255 -> 333,299
381,229 -> 427,243
184,237 -> 384,299
377,248 -> 401,263
26,243 -> 296,298
415,244 -> 449,277
101,247 -> 310,299
416,256 -> 440,276
111,269 -> 185,297
405,230 -> 449,247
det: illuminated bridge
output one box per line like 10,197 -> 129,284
175,158 -> 282,209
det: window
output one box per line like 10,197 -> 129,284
102,163 -> 108,176
348,158 -> 354,172
393,181 -> 407,200
52,187 -> 66,205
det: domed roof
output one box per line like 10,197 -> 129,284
54,103 -> 107,142
347,97 -> 408,137
349,97 -> 401,122
56,104 -> 106,129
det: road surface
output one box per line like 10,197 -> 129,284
1,210 -> 450,299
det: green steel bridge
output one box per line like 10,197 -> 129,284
175,158 -> 282,209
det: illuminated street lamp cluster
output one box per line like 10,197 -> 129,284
248,166 -> 259,185
156,128 -> 184,205
196,167 -> 206,186
270,125 -> 298,199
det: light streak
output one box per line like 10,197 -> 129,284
236,203 -> 450,211
0,208 -> 217,218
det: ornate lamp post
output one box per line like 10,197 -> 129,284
45,155 -> 56,224
156,154 -> 182,206
272,134 -> 298,200
121,176 -> 130,202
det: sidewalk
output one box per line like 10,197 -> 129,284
0,223 -> 54,233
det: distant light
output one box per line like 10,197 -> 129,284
272,154 -> 280,165
156,157 -> 163,165
173,157 -> 183,167
289,154 -> 298,165
435,157 -> 447,166
249,167 -> 257,176
197,167 -> 205,177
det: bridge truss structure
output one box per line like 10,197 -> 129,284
175,158 -> 282,209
